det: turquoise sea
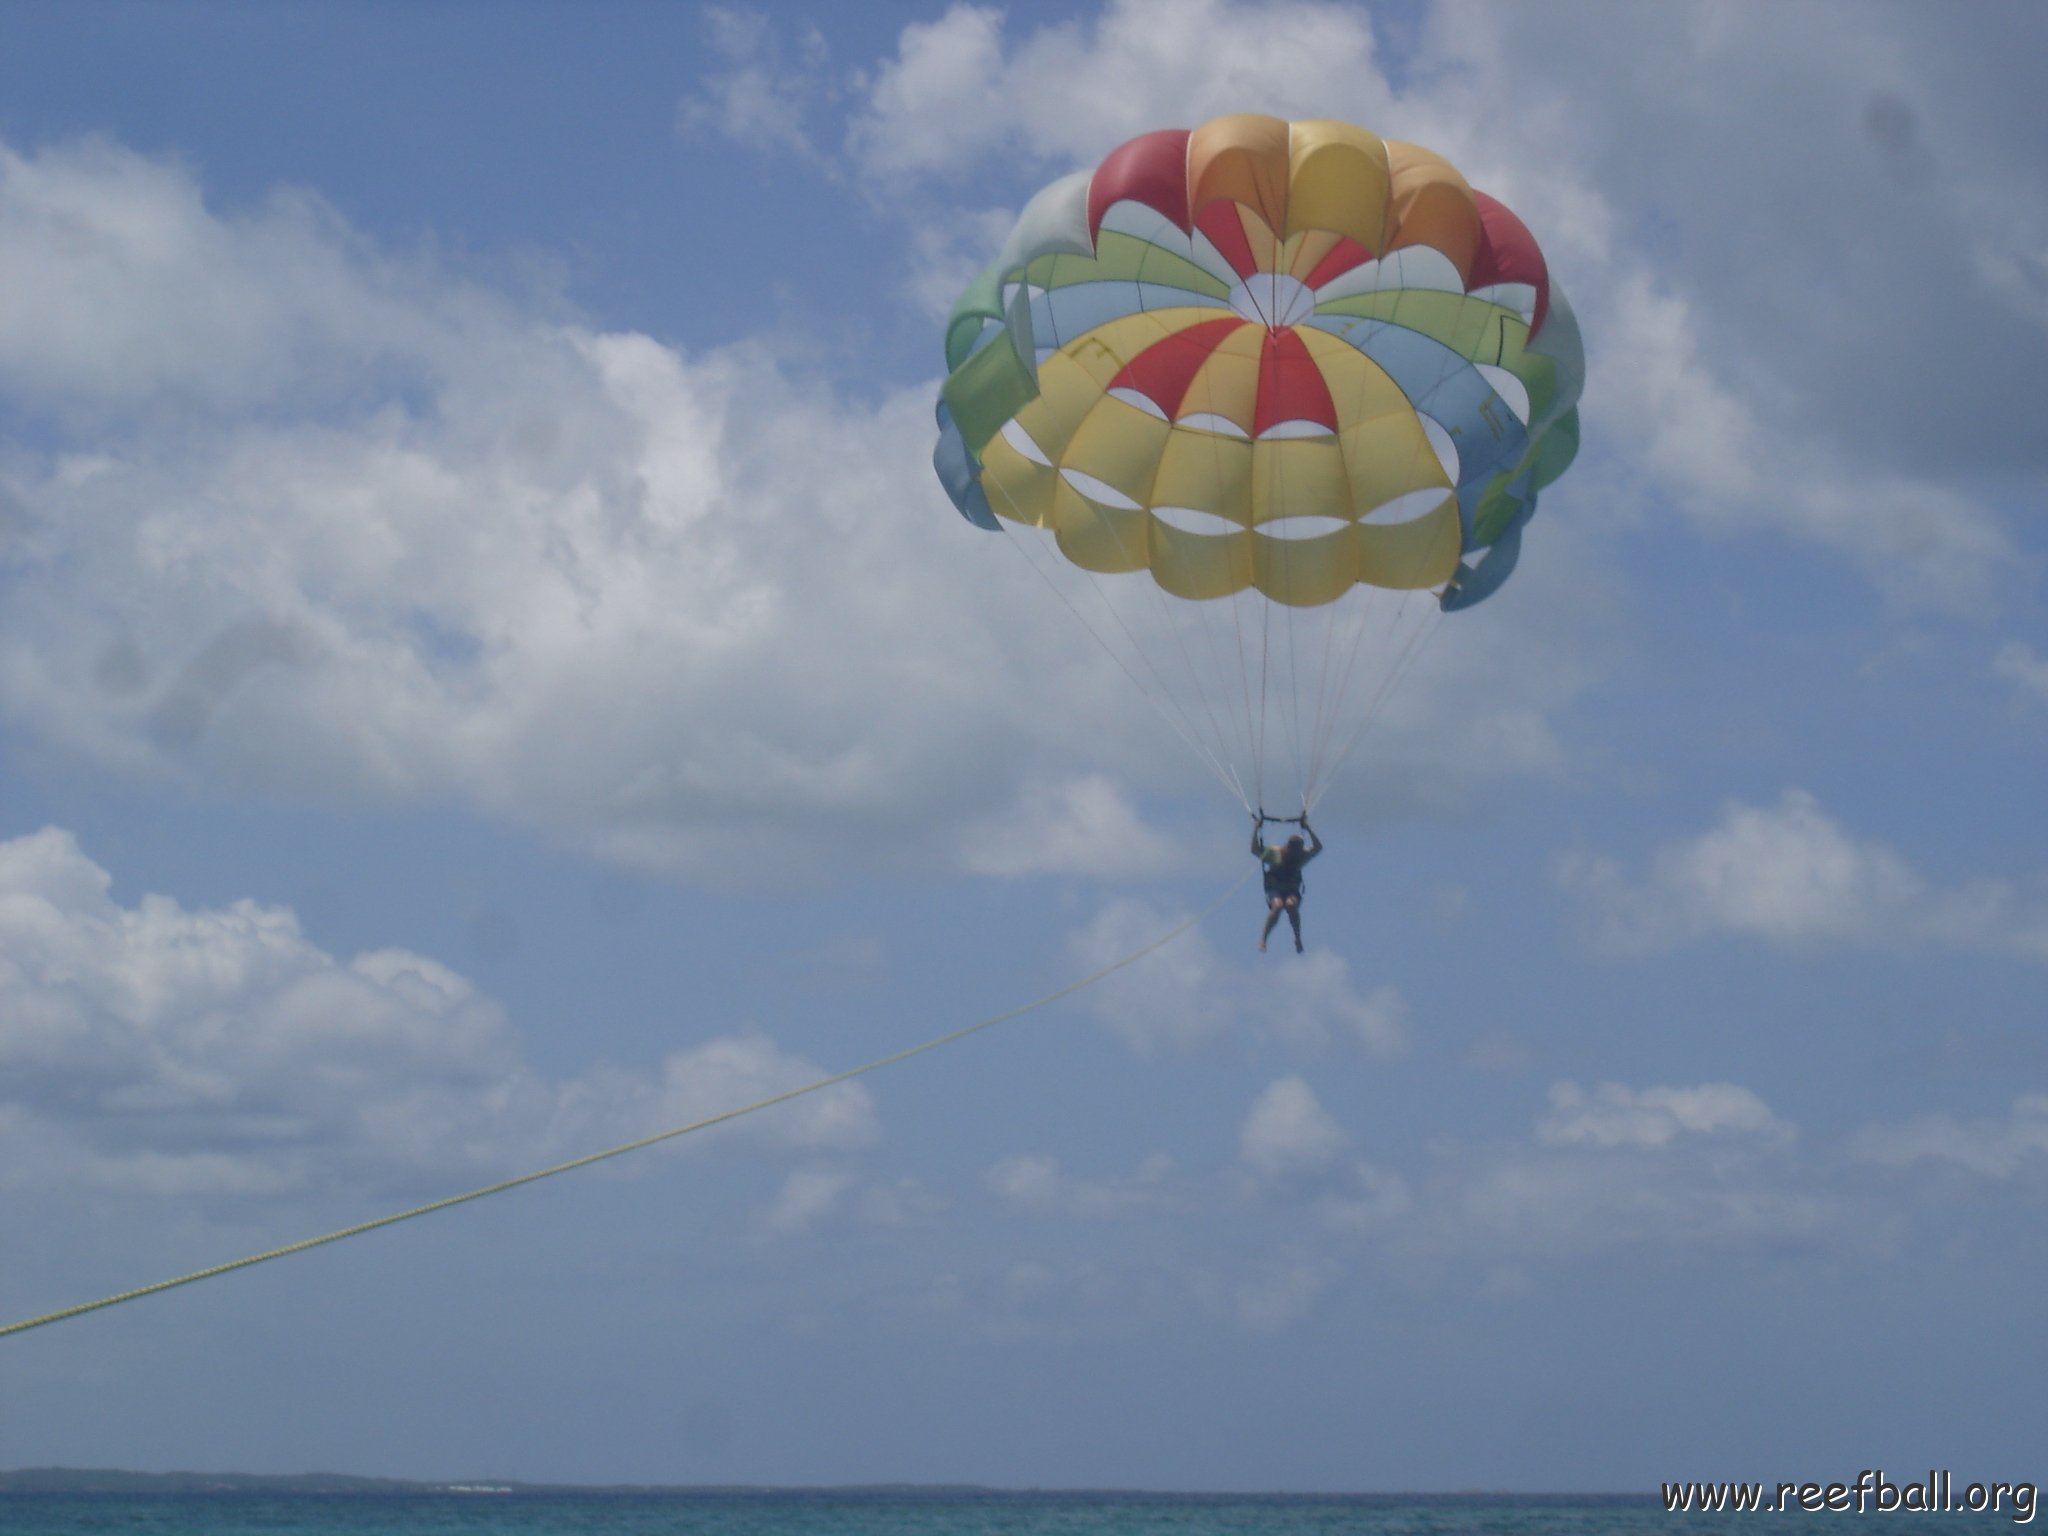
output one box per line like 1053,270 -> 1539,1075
0,1492 -> 2018,1536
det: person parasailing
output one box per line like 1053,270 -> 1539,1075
933,115 -> 1585,916
1252,812 -> 1323,953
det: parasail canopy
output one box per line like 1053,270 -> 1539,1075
935,114 -> 1583,815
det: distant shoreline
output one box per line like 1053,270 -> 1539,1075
0,1470 -> 1649,1500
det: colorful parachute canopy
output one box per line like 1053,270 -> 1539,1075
934,115 -> 1583,811
935,114 -> 1582,609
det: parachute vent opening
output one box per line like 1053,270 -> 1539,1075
1000,418 -> 1053,466
1360,487 -> 1454,526
1108,386 -> 1169,420
1176,411 -> 1251,439
1228,272 -> 1315,329
1255,514 -> 1353,541
1475,364 -> 1532,427
1152,505 -> 1248,536
1420,415 -> 1460,483
1059,467 -> 1143,510
1256,419 -> 1334,441
1314,247 -> 1464,303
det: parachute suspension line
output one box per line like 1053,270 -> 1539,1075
1305,588 -> 1407,807
1304,590 -> 1404,810
992,516 -> 1249,812
1302,469 -> 1429,806
1072,468 -> 1254,815
978,468 -> 1236,806
1300,365 -> 1448,809
1299,590 -> 1353,813
1312,593 -> 1443,812
1064,404 -> 1253,813
1280,460 -> 1309,814
1178,357 -> 1262,816
1176,575 -> 1254,812
1229,585 -> 1258,812
1245,581 -> 1261,819
0,868 -> 1258,1342
1142,546 -> 1247,810
1154,412 -> 1252,796
1307,585 -> 1401,806
1303,575 -> 1383,808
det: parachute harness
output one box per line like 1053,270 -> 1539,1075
0,869 -> 1253,1341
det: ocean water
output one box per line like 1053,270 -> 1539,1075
0,1492 -> 2013,1536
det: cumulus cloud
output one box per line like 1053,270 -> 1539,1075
960,774 -> 1184,879
1995,641 -> 2048,708
971,1065 -> 2034,1324
1436,5 -> 2036,608
835,2 -> 2036,610
758,1165 -> 856,1235
1538,1081 -> 1792,1151
0,134 -> 1132,880
1265,954 -> 1409,1056
904,202 -> 1021,322
1064,897 -> 1236,1054
1233,1076 -> 1410,1236
1557,788 -> 2048,960
1064,899 -> 1413,1058
982,1150 -> 1180,1218
1229,1257 -> 1334,1331
1852,1094 -> 2048,1179
1239,1075 -> 1349,1176
676,7 -> 836,163
0,827 -> 875,1201
846,0 -> 1389,187
0,131 -> 1588,885
1587,271 -> 2020,611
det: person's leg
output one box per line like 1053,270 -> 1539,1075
1260,897 -> 1284,950
1285,896 -> 1303,951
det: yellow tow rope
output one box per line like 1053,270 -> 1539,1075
1,870 -> 1251,1340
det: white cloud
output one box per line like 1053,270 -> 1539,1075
1064,898 -> 1413,1058
848,0 -> 1390,187
1538,1081 -> 1792,1151
1585,257 -> 2019,614
1064,898 -> 1235,1054
0,827 -> 875,1201
1314,1158 -> 1411,1232
759,1165 -> 855,1235
1852,1094 -> 2048,1179
985,1152 -> 1063,1207
960,774 -> 1184,879
676,7 -> 835,163
844,3 -> 2033,610
1265,954 -> 1409,1057
1427,5 -> 2034,609
1239,1075 -> 1348,1176
1557,789 -> 2048,961
904,203 -> 1017,322
1995,641 -> 2048,708
0,137 -> 501,416
0,135 -> 1119,879
982,1150 -> 1180,1219
0,132 -> 1585,885
1231,1256 -> 1333,1331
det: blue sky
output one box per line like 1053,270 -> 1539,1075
2,0 -> 2046,1494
